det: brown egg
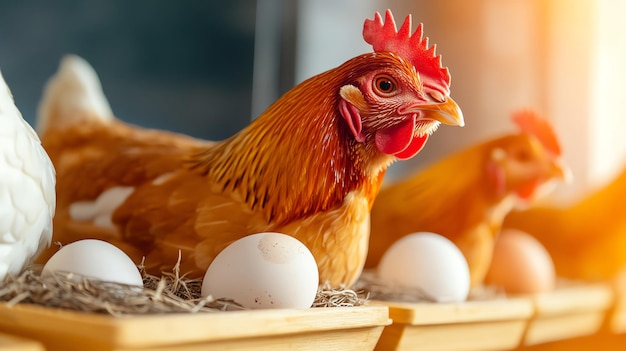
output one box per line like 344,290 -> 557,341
485,229 -> 556,294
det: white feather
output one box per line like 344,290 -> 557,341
0,69 -> 56,279
69,186 -> 135,230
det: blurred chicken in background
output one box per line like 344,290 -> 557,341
367,111 -> 570,286
504,165 -> 626,281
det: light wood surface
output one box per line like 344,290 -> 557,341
0,282 -> 623,351
530,284 -> 613,316
523,284 -> 614,345
0,333 -> 44,351
372,284 -> 617,350
609,272 -> 626,333
0,303 -> 390,351
372,297 -> 534,350
375,297 -> 534,325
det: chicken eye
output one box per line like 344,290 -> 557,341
373,76 -> 397,96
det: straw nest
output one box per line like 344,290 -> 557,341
0,262 -> 368,316
355,270 -> 506,302
0,262 -> 510,316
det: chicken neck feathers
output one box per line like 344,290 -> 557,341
189,57 -> 397,226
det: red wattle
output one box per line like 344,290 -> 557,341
374,117 -> 416,156
516,179 -> 541,200
394,134 -> 429,160
374,115 -> 429,159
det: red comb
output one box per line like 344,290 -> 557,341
363,9 -> 451,95
512,110 -> 562,156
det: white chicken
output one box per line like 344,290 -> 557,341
0,69 -> 56,280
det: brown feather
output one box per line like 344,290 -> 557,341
39,53 -> 428,287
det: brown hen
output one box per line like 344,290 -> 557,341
36,10 -> 463,287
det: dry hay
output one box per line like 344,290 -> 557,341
0,263 -> 367,316
0,265 -> 241,316
355,270 -> 440,302
355,269 -> 506,303
313,282 -> 368,308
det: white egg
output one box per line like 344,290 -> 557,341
201,232 -> 319,309
42,239 -> 143,287
377,232 -> 470,303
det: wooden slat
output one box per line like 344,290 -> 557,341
0,303 -> 390,350
373,297 -> 534,325
376,319 -> 527,351
0,333 -> 44,351
524,312 -> 607,345
523,284 -> 614,346
609,273 -> 626,333
371,298 -> 534,350
531,284 -> 613,316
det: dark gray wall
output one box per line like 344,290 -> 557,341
0,1 -> 256,140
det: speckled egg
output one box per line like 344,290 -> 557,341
201,232 -> 319,309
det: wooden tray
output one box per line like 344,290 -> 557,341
513,279 -> 626,350
372,297 -> 534,351
0,332 -> 44,351
522,284 -> 614,346
608,273 -> 626,333
0,303 -> 390,351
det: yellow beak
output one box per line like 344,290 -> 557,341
551,157 -> 573,183
401,96 -> 465,127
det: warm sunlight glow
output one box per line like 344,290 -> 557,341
547,0 -> 626,200
589,0 -> 626,186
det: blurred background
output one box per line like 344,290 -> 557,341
1,0 -> 625,203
